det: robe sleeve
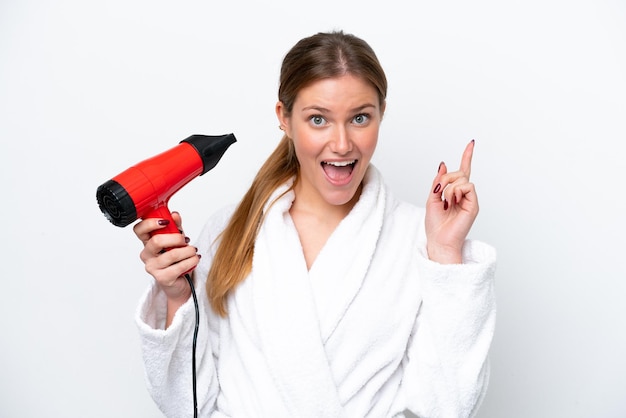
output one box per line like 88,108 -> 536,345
401,239 -> 497,418
134,207 -> 233,418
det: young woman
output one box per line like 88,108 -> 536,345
133,31 -> 496,418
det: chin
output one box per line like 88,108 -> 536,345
323,184 -> 362,208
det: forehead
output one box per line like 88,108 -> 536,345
294,75 -> 379,110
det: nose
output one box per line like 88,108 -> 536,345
329,126 -> 352,155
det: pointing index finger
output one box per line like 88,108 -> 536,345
460,139 -> 475,178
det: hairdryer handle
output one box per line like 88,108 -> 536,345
146,204 -> 181,236
146,205 -> 195,276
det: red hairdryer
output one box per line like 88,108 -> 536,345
96,133 -> 236,234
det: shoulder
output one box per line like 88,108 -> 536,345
389,196 -> 424,220
195,203 -> 237,253
367,165 -> 425,222
207,203 -> 238,230
383,184 -> 425,227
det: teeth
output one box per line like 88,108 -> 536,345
324,160 -> 355,167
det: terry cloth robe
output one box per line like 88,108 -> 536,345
136,165 -> 497,418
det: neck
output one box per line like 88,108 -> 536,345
290,182 -> 362,223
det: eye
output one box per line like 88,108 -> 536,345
309,115 -> 327,127
353,113 -> 370,125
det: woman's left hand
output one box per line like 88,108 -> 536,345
425,140 -> 479,264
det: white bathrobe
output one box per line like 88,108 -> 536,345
136,166 -> 497,418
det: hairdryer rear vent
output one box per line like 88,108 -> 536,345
97,179 -> 137,227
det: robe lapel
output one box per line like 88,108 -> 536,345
308,166 -> 386,343
250,184 -> 345,417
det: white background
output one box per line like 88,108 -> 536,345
1,0 -> 625,417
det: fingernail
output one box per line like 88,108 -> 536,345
197,254 -> 202,259
471,139 -> 475,144
157,219 -> 170,226
433,183 -> 442,194
185,236 -> 190,244
443,200 -> 449,210
438,161 -> 444,173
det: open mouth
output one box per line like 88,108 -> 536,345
321,160 -> 357,183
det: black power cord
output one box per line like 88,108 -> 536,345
184,273 -> 199,418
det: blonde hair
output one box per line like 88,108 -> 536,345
207,31 -> 387,316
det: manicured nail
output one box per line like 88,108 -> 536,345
185,236 -> 190,244
433,183 -> 442,194
157,219 -> 170,226
471,139 -> 475,144
438,161 -> 444,173
443,200 -> 449,210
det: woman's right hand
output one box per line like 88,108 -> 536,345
133,211 -> 200,307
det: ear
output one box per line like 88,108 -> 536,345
275,101 -> 288,131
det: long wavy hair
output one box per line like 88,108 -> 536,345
207,30 -> 388,316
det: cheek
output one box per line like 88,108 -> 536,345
292,132 -> 324,161
367,136 -> 379,154
359,131 -> 379,158
292,142 -> 317,174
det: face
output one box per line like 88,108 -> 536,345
276,74 -> 384,212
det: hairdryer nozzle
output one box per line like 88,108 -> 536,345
182,133 -> 237,175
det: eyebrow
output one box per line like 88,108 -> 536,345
300,103 -> 377,113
